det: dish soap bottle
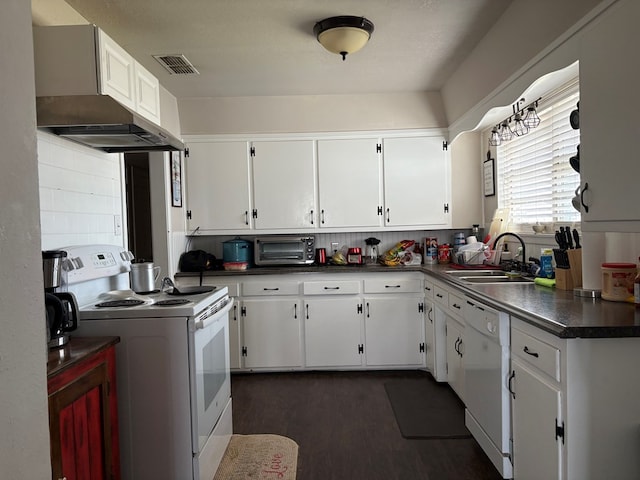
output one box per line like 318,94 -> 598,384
540,248 -> 554,279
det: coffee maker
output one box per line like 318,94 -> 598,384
43,250 -> 78,349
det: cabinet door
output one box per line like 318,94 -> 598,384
252,140 -> 316,229
304,297 -> 363,367
364,296 -> 424,366
97,29 -> 136,110
317,138 -> 382,228
185,142 -> 252,231
445,316 -> 465,400
242,298 -> 302,368
512,357 -> 563,480
383,136 -> 449,227
134,62 -> 160,124
424,300 -> 436,374
48,348 -> 119,480
229,301 -> 242,370
579,0 -> 640,229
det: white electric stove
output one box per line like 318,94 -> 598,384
62,244 -> 233,480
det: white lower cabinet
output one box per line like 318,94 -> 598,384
363,295 -> 425,367
423,299 -> 436,374
241,297 -> 302,369
511,356 -> 562,480
178,272 -> 426,371
445,315 -> 465,400
304,297 -> 363,367
511,318 -> 564,480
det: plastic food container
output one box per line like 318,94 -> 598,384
223,261 -> 248,271
601,263 -> 637,302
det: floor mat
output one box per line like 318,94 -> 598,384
384,376 -> 472,439
213,434 -> 298,480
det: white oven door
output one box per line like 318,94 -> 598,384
191,297 -> 233,454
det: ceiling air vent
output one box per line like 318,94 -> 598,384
153,54 -> 199,75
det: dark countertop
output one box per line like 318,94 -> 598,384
176,264 -> 640,339
422,265 -> 640,339
176,263 -> 425,276
47,336 -> 120,378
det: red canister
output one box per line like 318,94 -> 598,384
315,248 -> 327,265
437,244 -> 451,264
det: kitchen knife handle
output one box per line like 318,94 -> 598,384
565,227 -> 573,249
572,229 -> 581,249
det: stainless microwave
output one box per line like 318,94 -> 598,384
254,236 -> 315,266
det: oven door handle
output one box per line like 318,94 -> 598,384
196,298 -> 234,330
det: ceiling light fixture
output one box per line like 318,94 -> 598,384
523,101 -> 541,129
489,97 -> 542,147
314,16 -> 375,61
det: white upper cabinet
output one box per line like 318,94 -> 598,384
185,141 -> 252,231
181,131 -> 454,234
33,25 -> 161,125
96,28 -> 136,110
579,0 -> 640,231
132,62 -> 161,125
382,136 -> 450,228
251,140 -> 317,230
317,138 -> 382,228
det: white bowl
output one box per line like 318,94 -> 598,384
532,224 -> 545,234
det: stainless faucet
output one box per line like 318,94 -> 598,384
492,232 -> 526,272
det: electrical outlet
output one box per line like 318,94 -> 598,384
114,215 -> 122,235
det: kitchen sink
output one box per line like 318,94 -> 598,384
444,269 -> 535,284
455,275 -> 535,284
444,270 -> 506,277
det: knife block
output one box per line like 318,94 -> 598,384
555,268 -> 574,290
567,249 -> 583,288
555,250 -> 582,291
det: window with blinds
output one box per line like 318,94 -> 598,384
497,79 -> 580,228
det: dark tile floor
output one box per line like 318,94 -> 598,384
231,370 -> 503,480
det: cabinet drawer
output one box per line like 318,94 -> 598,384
242,281 -> 300,296
424,279 -> 435,299
512,328 -> 560,382
363,278 -> 422,294
303,280 -> 360,295
433,284 -> 449,307
448,291 -> 465,318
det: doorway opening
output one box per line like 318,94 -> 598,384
124,153 -> 153,261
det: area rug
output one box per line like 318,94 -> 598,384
384,376 -> 471,439
213,434 -> 298,480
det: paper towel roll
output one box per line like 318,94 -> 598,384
581,232 -> 606,291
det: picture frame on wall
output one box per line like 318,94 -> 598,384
171,151 -> 182,207
483,154 -> 495,197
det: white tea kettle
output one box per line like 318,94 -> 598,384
130,262 -> 161,293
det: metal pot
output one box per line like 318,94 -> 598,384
130,262 -> 161,293
223,237 -> 252,264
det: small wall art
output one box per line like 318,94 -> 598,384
171,151 -> 182,207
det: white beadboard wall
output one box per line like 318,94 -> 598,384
37,131 -> 125,250
187,230 -> 472,263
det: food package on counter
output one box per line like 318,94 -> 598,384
380,240 -> 416,266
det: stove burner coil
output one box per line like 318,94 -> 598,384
95,299 -> 146,308
155,299 -> 191,306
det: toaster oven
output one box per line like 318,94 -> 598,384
254,236 -> 315,266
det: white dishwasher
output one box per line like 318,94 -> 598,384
464,298 -> 513,479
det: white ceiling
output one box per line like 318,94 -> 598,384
32,0 -> 513,100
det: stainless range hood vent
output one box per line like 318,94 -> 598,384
153,54 -> 199,75
36,95 -> 185,153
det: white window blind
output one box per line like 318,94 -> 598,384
497,80 -> 580,227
